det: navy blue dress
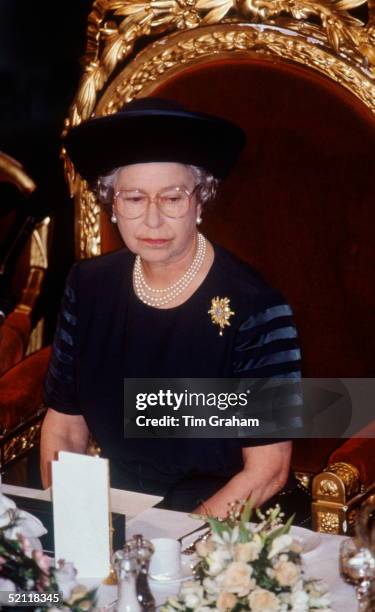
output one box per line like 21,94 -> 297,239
44,243 -> 302,510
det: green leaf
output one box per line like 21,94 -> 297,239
241,498 -> 254,524
205,516 -> 227,535
238,522 -> 250,543
237,498 -> 254,542
266,514 -> 295,545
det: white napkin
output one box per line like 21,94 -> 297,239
0,491 -> 47,548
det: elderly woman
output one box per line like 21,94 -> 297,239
40,98 -> 302,517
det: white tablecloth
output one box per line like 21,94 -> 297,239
91,508 -> 358,611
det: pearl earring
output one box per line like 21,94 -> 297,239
111,213 -> 117,224
196,215 -> 202,225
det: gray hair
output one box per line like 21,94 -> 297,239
94,164 -> 220,212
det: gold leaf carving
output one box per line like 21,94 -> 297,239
319,511 -> 340,533
317,479 -> 339,497
324,462 -> 360,498
65,0 -> 375,140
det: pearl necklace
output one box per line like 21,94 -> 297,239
133,233 -> 206,307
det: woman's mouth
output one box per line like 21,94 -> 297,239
140,238 -> 171,246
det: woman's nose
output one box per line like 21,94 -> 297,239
143,199 -> 164,228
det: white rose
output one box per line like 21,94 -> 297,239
207,549 -> 231,575
274,560 -> 300,587
203,576 -> 220,595
181,582 -> 204,607
234,541 -> 261,562
290,539 -> 303,554
268,534 -> 293,559
222,562 -> 254,597
163,596 -> 184,611
196,538 -> 215,557
304,580 -> 331,608
290,589 -> 309,612
184,592 -> 203,608
309,593 -> 331,609
183,582 -> 202,591
217,592 -> 237,610
248,588 -> 280,611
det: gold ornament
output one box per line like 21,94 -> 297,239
208,297 -> 235,335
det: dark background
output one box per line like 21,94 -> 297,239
0,0 -> 92,337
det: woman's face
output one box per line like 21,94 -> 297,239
113,162 -> 201,265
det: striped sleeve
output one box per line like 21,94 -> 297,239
234,294 -> 301,377
233,290 -> 305,438
43,263 -> 81,415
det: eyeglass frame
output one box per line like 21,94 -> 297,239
113,184 -> 200,219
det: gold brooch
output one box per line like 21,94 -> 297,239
208,297 -> 235,336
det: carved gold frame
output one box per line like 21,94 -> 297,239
312,462 -> 375,534
0,153 -> 50,468
0,409 -> 46,470
62,0 -> 375,532
0,152 -> 50,354
62,0 -> 375,259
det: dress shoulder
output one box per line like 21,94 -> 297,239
69,247 -> 134,305
214,244 -> 270,289
75,247 -> 134,280
213,243 -> 289,317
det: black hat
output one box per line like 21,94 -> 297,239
63,97 -> 246,181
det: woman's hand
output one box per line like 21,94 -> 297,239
193,441 -> 292,518
40,408 -> 90,488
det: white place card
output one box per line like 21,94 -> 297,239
52,451 -> 111,580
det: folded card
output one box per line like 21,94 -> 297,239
52,452 -> 111,580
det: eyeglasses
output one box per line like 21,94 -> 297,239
114,185 -> 198,219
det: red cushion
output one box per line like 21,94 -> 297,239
329,422 -> 375,487
0,346 -> 51,430
292,438 -> 343,474
0,312 -> 32,375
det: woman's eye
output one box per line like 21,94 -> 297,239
164,196 -> 182,203
126,196 -> 144,203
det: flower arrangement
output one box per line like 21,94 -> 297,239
162,503 -> 331,612
0,495 -> 96,612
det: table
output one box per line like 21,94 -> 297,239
91,508 -> 358,611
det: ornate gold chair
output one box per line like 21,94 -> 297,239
60,0 -> 375,533
0,153 -> 50,471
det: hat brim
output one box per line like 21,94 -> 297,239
63,109 -> 246,181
